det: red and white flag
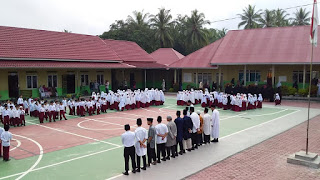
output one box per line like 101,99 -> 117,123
310,0 -> 319,46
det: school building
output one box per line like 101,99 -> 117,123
0,26 -> 173,100
1,25 -> 320,100
170,25 -> 320,90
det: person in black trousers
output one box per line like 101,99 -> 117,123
147,118 -> 157,166
121,124 -> 136,175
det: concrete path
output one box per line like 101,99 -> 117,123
112,103 -> 320,180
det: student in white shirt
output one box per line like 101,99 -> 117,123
2,105 -> 10,126
48,101 -> 55,122
59,102 -> 67,120
121,124 -> 136,175
1,125 -> 12,161
155,116 -> 168,163
135,118 -> 147,172
0,126 -> 4,157
17,95 -> 24,106
190,107 -> 200,149
23,100 -> 29,115
19,106 -> 26,126
203,108 -> 211,144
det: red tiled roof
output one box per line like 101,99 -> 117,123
150,48 -> 184,66
0,60 -> 134,69
0,26 -> 121,62
211,25 -> 320,65
169,39 -> 222,69
104,39 -> 155,62
125,61 -> 167,69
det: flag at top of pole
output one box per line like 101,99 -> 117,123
310,0 -> 319,46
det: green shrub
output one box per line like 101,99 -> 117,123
298,89 -> 308,97
168,88 -> 174,92
281,85 -> 289,96
287,87 -> 297,96
311,85 -> 318,97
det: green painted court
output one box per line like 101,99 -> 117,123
0,96 -> 299,180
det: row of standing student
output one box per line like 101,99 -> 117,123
121,105 -> 220,175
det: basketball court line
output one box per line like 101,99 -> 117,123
77,118 -> 138,131
25,120 -> 121,148
0,146 -> 122,180
2,107 -> 300,180
9,139 -> 21,152
11,134 -> 44,180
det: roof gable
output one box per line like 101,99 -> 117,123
0,26 -> 121,61
169,39 -> 223,68
150,48 -> 185,66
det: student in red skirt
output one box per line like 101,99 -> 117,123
59,102 -> 67,120
275,93 -> 281,105
19,106 -> 26,126
1,125 -> 12,161
39,104 -> 45,124
257,94 -> 263,108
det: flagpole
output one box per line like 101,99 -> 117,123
306,43 -> 313,155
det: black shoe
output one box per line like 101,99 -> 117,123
175,153 -> 179,157
147,163 -> 150,167
183,150 -> 186,154
161,158 -> 166,161
122,172 -> 129,176
171,155 -> 176,158
157,160 -> 161,163
187,149 -> 192,152
152,161 -> 157,165
166,156 -> 170,160
132,170 -> 136,174
179,151 -> 183,155
191,148 -> 195,151
136,169 -> 140,173
211,140 -> 215,142
141,167 -> 146,170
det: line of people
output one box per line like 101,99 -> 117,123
121,105 -> 220,176
176,89 -> 274,112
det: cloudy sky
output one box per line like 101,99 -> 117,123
0,0 -> 316,35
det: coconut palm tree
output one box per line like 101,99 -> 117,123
259,9 -> 275,28
127,10 -> 150,28
238,5 -> 262,29
184,10 -> 210,49
274,9 -> 290,27
149,8 -> 174,48
292,8 -> 311,26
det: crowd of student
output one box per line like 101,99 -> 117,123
0,88 -> 165,126
177,89 -> 282,111
121,105 -> 220,175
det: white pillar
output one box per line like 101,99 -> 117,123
218,66 -> 222,90
196,70 -> 198,88
303,65 -> 306,89
145,69 -> 147,88
272,65 -> 275,88
244,65 -> 247,86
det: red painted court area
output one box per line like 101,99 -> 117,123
9,107 -> 177,160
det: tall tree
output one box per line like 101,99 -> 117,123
274,9 -> 290,27
238,5 -> 262,29
150,8 -> 174,48
292,8 -> 311,26
207,28 -> 227,43
184,10 -> 210,52
259,9 -> 275,28
127,10 -> 150,28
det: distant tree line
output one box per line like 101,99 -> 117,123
99,5 -> 311,55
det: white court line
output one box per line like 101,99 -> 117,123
77,118 -> 137,131
25,120 -> 121,148
9,139 -> 21,152
239,109 -> 288,117
12,134 -> 44,180
221,109 -> 300,140
0,146 -> 121,180
220,113 -> 247,121
105,109 -> 301,180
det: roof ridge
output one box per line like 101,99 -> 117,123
0,25 -> 96,37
